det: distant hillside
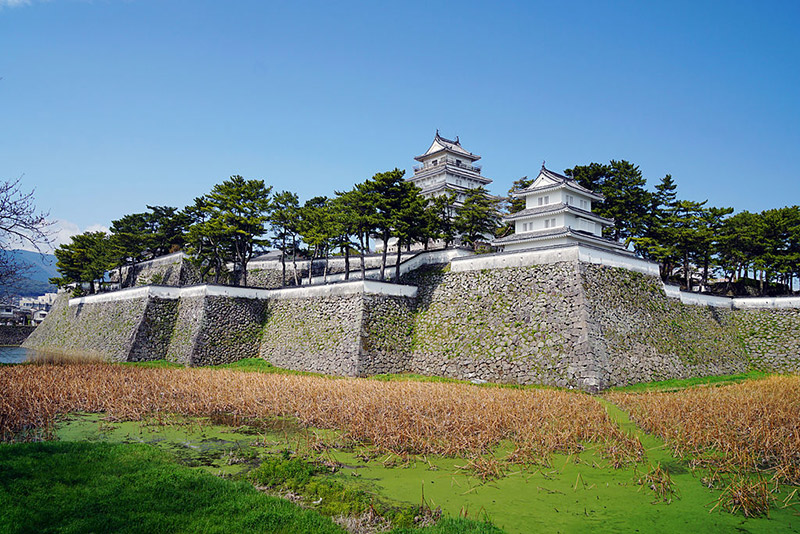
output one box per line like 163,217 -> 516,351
0,249 -> 58,297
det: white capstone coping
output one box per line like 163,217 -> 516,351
577,246 -> 660,276
451,246 -> 580,272
309,247 -> 474,284
664,285 -> 800,309
124,251 -> 186,269
265,280 -> 417,299
733,296 -> 800,309
69,280 -> 417,306
450,244 -> 660,276
68,286 -> 163,305
662,284 -> 682,300
247,252 -> 417,272
677,291 -> 735,308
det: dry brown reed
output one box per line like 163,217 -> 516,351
709,475 -> 772,517
608,375 -> 800,485
0,363 -> 641,464
637,463 -> 678,503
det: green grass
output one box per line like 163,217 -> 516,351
606,370 -> 771,393
0,441 -> 344,534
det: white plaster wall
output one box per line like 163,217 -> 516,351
502,237 -> 574,252
69,280 -> 418,306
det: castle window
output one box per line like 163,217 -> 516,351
566,194 -> 574,205
580,199 -> 588,210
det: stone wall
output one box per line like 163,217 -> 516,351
0,325 -> 36,346
733,308 -> 800,372
24,248 -> 800,390
260,295 -> 364,375
119,253 -> 200,288
23,292 -> 153,361
396,261 -> 800,390
580,264 -> 748,387
403,264 -> 589,388
127,298 -> 179,362
191,296 -> 268,366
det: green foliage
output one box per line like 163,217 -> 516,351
359,169 -> 434,280
50,231 -> 113,294
249,454 -> 436,528
454,187 -> 500,250
429,191 -> 459,247
184,176 -> 273,286
495,176 -> 534,239
271,191 -> 301,286
109,206 -> 190,274
0,441 -> 345,533
565,160 -> 652,244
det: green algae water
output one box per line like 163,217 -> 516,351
54,412 -> 800,534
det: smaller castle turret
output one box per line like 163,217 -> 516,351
492,164 -> 627,253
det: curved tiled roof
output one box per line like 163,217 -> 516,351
491,226 -> 628,251
503,203 -> 614,225
513,166 -> 603,200
415,131 -> 480,162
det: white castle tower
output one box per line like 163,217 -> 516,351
408,131 -> 493,205
492,164 -> 627,253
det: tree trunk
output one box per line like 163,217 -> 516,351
358,232 -> 366,280
292,235 -> 299,286
281,235 -> 287,287
395,242 -> 403,283
323,249 -> 329,284
344,245 -> 350,281
308,250 -> 314,286
684,252 -> 690,290
379,232 -> 388,281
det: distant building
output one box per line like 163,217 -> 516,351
408,131 -> 493,205
0,305 -> 31,325
19,293 -> 58,311
32,310 -> 48,325
492,164 -> 628,253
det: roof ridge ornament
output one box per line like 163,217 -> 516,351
542,160 -> 546,170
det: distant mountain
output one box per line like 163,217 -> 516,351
0,249 -> 58,297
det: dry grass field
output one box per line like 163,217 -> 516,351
608,375 -> 800,486
0,362 -> 642,465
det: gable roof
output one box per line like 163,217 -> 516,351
514,164 -> 603,200
415,131 -> 480,162
503,203 -> 614,226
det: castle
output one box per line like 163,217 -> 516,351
25,135 -> 800,391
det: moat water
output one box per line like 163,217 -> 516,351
0,346 -> 36,364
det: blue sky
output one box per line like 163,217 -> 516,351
1,0 -> 798,250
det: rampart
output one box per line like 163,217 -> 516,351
26,245 -> 800,390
